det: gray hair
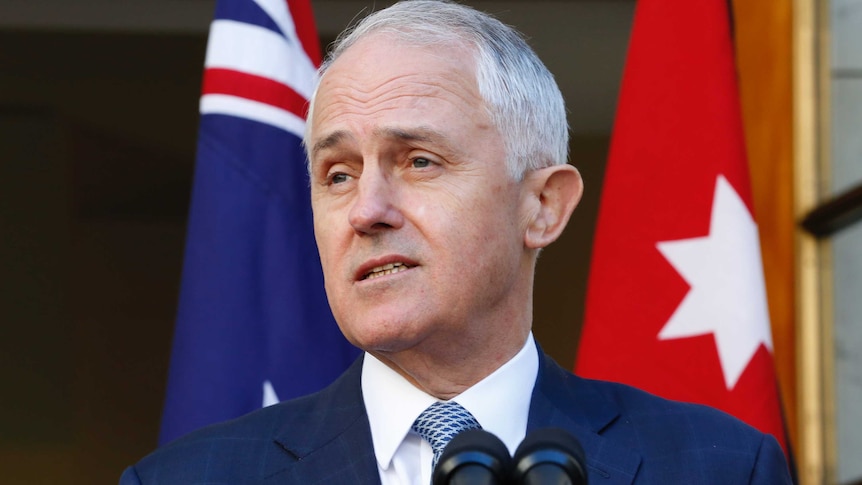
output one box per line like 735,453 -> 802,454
304,0 -> 569,179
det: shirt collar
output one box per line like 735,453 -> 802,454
361,333 -> 538,470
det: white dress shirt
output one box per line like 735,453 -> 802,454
361,333 -> 539,485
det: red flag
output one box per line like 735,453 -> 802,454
575,0 -> 789,455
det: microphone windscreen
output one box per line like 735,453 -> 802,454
433,429 -> 512,485
512,427 -> 588,485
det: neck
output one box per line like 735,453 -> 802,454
369,325 -> 531,400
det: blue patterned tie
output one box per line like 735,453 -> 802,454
412,401 -> 482,471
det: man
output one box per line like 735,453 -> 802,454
121,1 -> 793,483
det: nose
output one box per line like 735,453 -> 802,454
347,165 -> 403,234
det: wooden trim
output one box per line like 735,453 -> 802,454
793,0 -> 836,482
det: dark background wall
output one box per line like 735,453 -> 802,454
0,2 -> 632,482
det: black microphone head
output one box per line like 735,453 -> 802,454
433,429 -> 513,485
512,428 -> 588,485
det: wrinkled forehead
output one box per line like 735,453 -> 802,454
327,26 -> 477,72
310,34 -> 482,123
327,31 -> 477,82
304,32 -> 484,166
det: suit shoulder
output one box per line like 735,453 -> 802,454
129,390 -> 334,483
579,376 -> 771,452
128,401 -> 294,483
125,360 -> 366,483
587,377 -> 791,482
540,354 -> 774,451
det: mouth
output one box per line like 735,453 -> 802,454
361,262 -> 414,281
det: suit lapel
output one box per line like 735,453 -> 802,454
529,349 -> 641,485
252,348 -> 642,484
261,356 -> 381,484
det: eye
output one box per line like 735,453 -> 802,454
412,157 -> 432,168
329,172 -> 352,185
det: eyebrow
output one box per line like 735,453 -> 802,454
310,130 -> 350,159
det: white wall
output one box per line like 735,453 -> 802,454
831,0 -> 862,483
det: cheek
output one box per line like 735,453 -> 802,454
410,191 -> 463,240
413,201 -> 430,221
311,217 -> 329,257
471,193 -> 525,268
312,212 -> 343,273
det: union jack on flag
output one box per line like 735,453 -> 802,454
159,0 -> 360,445
201,0 -> 320,136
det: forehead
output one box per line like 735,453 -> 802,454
308,34 -> 486,148
327,32 -> 477,85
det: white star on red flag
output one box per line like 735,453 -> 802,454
656,175 -> 774,390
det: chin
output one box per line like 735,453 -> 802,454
338,317 -> 427,354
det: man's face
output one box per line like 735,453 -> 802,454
307,34 -> 533,357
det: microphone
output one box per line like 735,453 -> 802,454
432,429 -> 513,485
512,428 -> 588,485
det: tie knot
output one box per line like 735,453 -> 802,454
412,401 -> 481,470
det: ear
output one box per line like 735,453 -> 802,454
522,164 -> 583,249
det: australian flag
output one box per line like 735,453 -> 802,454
158,0 -> 360,445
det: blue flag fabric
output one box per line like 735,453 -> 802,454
158,0 -> 360,445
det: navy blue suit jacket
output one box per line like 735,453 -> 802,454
122,350 -> 792,484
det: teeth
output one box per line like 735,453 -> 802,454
365,262 -> 408,280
